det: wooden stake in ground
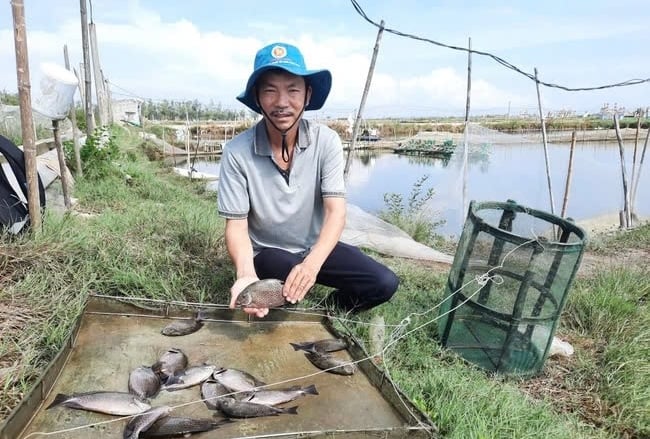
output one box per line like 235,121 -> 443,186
629,115 -> 641,217
51,120 -> 72,209
560,131 -> 577,218
534,68 -> 556,217
344,20 -> 385,180
79,0 -> 94,135
613,114 -> 632,228
11,0 -> 41,230
630,126 -> 649,219
461,37 -> 472,219
64,44 -> 83,177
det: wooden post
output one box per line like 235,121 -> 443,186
629,115 -> 641,217
560,131 -> 577,218
89,22 -> 108,126
344,20 -> 385,179
613,114 -> 631,228
79,0 -> 94,135
630,126 -> 649,219
534,68 -> 556,216
11,0 -> 41,230
64,44 -> 83,177
462,37 -> 472,219
51,120 -> 72,209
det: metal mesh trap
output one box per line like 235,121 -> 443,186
438,200 -> 587,376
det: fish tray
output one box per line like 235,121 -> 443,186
1,294 -> 436,438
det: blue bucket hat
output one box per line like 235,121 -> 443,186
237,42 -> 332,114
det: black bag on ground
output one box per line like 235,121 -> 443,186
0,135 -> 46,233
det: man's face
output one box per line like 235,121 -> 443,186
256,70 -> 312,131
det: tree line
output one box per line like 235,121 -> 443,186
141,99 -> 254,121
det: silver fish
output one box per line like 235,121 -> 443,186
160,316 -> 203,337
128,365 -> 161,400
123,406 -> 172,439
152,348 -> 188,381
239,384 -> 318,406
141,416 -> 234,437
45,391 -> 151,416
234,279 -> 286,308
290,338 -> 349,353
213,368 -> 266,393
162,365 -> 216,391
304,351 -> 356,375
218,397 -> 298,418
201,378 -> 231,410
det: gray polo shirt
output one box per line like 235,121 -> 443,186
217,119 -> 346,255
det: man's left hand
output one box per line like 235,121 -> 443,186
284,262 -> 318,304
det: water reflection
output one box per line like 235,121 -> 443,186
183,141 -> 648,238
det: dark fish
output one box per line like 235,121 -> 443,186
128,365 -> 161,400
160,315 -> 203,336
152,348 -> 188,381
290,338 -> 349,353
141,416 -> 234,437
218,397 -> 298,418
240,384 -> 318,406
123,406 -> 172,439
304,351 -> 356,375
213,368 -> 266,392
46,391 -> 151,416
234,279 -> 286,308
161,364 -> 216,391
201,378 -> 231,410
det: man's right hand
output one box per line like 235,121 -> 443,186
229,276 -> 269,318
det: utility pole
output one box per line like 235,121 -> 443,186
11,0 -> 41,230
89,20 -> 109,126
79,0 -> 94,135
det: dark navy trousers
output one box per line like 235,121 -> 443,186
254,241 -> 399,313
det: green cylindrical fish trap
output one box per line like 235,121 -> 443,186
438,200 -> 587,376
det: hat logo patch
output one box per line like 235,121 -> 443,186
271,45 -> 287,59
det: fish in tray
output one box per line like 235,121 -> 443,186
160,313 -> 204,337
45,391 -> 151,416
213,367 -> 267,393
218,397 -> 298,418
290,338 -> 349,353
128,365 -> 161,400
123,406 -> 172,439
152,347 -> 188,381
237,384 -> 319,406
141,416 -> 235,437
161,364 -> 217,391
234,278 -> 287,308
304,351 -> 356,376
201,378 -> 232,410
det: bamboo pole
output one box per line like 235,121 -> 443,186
534,68 -> 556,216
79,0 -> 94,135
630,127 -> 649,217
613,114 -> 631,228
462,37 -> 472,219
64,44 -> 83,177
629,115 -> 641,218
344,20 -> 385,179
51,120 -> 72,209
11,0 -> 41,230
560,131 -> 577,218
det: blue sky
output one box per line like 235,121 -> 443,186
1,0 -> 649,118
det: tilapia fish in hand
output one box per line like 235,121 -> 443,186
235,279 -> 286,308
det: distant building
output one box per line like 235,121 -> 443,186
112,99 -> 143,126
598,103 -> 625,120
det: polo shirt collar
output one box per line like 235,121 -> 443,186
253,119 -> 311,156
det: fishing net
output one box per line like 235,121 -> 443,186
438,200 -> 587,376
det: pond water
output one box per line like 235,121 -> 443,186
183,140 -> 649,238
